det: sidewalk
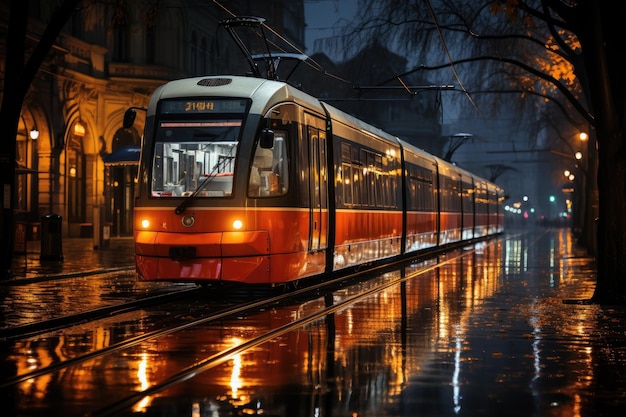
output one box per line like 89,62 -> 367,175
9,236 -> 136,282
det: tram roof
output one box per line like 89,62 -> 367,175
148,75 -> 324,117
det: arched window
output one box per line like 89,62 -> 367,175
112,9 -> 129,62
67,122 -> 86,223
70,7 -> 84,38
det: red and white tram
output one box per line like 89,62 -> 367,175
129,75 -> 504,284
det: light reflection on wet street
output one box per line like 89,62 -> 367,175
2,228 -> 625,416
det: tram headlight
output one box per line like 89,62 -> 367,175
141,219 -> 150,229
232,219 -> 243,230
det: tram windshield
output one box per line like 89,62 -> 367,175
150,98 -> 249,198
151,120 -> 241,197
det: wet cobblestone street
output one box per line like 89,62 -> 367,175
1,228 -> 626,416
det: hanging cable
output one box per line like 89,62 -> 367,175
424,0 -> 479,111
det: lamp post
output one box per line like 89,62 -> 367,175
29,127 -> 39,224
552,131 -> 592,239
577,130 -> 598,253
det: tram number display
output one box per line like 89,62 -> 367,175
160,99 -> 248,114
186,101 -> 214,112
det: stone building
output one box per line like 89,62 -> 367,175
1,0 -> 305,241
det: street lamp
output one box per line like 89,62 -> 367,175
29,128 -> 39,140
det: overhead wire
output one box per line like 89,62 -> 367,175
211,0 -> 458,97
424,0 -> 478,111
211,0 -> 353,86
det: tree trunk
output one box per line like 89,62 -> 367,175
594,135 -> 626,304
576,1 -> 626,304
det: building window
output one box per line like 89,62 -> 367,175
190,31 -> 198,75
112,7 -> 129,62
70,8 -> 84,39
146,4 -> 157,64
67,124 -> 86,223
146,25 -> 156,64
200,37 -> 208,74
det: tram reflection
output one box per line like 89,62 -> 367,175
136,243 -> 503,416
2,242 -> 504,416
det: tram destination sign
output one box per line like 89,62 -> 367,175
160,98 -> 249,114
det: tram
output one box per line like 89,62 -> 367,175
127,73 -> 504,285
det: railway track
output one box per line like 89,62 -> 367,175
91,249 -> 467,416
0,242 -> 480,416
0,286 -> 203,341
0,261 -> 375,389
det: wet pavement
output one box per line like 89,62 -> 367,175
9,236 -> 135,281
2,227 -> 626,416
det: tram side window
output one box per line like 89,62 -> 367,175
488,189 -> 498,214
248,131 -> 288,197
407,165 -> 434,211
476,185 -> 488,214
340,142 -> 361,207
440,176 -> 461,212
339,141 -> 398,208
339,142 -> 362,207
462,181 -> 474,211
382,155 -> 398,209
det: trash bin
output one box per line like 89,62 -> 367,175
41,213 -> 63,261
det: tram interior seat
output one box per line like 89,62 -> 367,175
256,149 -> 275,196
250,148 -> 274,196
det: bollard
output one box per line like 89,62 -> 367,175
40,213 -> 64,261
101,222 -> 111,248
14,222 -> 26,254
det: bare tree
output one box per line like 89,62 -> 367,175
345,0 -> 625,304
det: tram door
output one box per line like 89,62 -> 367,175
306,118 -> 328,252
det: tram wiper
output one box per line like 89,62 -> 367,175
174,145 -> 235,215
174,174 -> 213,215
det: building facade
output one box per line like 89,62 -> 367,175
1,0 -> 305,241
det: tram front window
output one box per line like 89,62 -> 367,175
151,120 -> 241,197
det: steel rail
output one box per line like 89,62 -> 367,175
0,286 -> 202,341
1,237 -> 499,396
90,249 -> 474,417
